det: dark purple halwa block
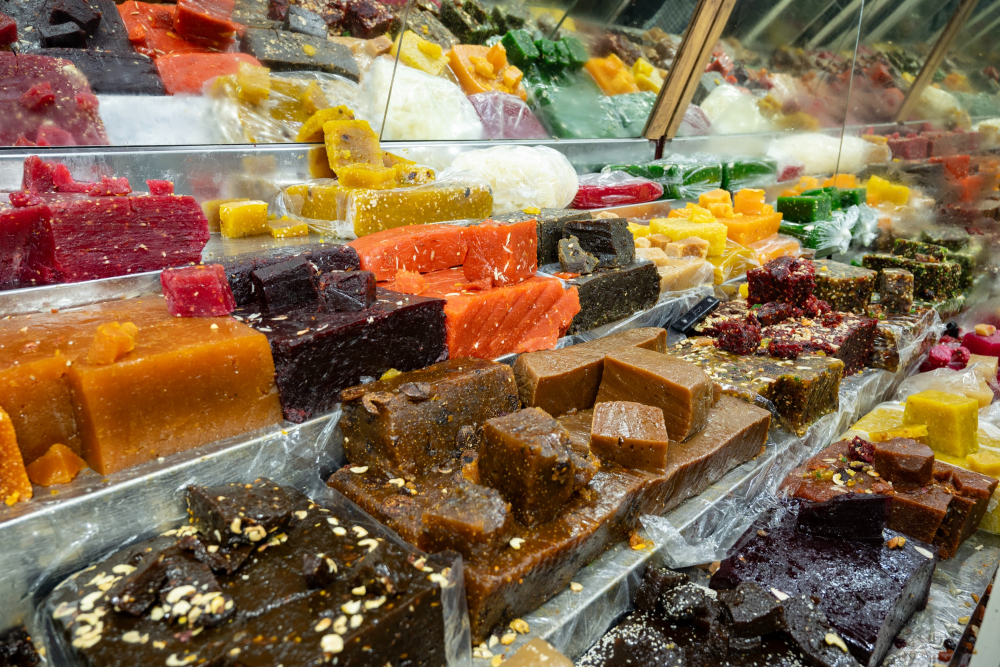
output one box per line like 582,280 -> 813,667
239,288 -> 446,422
0,625 -> 41,667
635,566 -> 689,612
782,594 -> 861,667
186,478 -> 295,547
220,242 -> 360,305
250,256 -> 318,312
747,256 -> 816,306
717,580 -> 783,637
795,494 -> 889,543
710,503 -> 937,667
317,269 -> 376,312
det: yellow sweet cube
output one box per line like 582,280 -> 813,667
393,163 -> 435,186
699,189 -> 732,207
201,198 -> 249,232
296,106 -> 356,143
628,222 -> 651,238
284,183 -> 342,221
219,200 -> 269,238
738,282 -> 749,298
308,147 -> 335,179
268,217 -> 310,238
323,119 -> 383,170
299,81 -> 330,116
237,62 -> 271,104
708,240 -> 758,284
902,390 -> 979,458
866,175 -> 909,207
632,58 -> 663,93
967,449 -> 1000,477
338,164 -> 399,189
649,218 -> 728,257
391,30 -> 450,77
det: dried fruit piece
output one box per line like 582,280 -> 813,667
86,321 -> 139,365
714,317 -> 761,355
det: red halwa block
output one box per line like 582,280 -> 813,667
174,0 -> 238,48
931,154 -> 970,180
8,191 -> 42,208
52,163 -> 94,193
887,135 -> 927,160
349,224 -> 469,281
0,12 -> 16,46
155,52 -> 260,95
421,268 -> 579,358
0,205 -> 57,290
118,1 -> 211,59
88,176 -> 132,196
147,179 -> 175,195
388,269 -> 429,295
463,220 -> 537,287
162,264 -> 236,317
0,53 -> 108,147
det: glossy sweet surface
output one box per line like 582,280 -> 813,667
590,401 -> 669,473
161,265 -> 236,317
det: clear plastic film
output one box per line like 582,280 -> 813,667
466,92 -> 549,141
449,145 -> 578,215
274,169 -> 493,240
709,239 -> 760,285
747,233 -> 805,265
570,171 -> 664,210
779,208 -> 856,254
896,365 -> 995,409
211,71 -> 365,144
9,406 -> 470,666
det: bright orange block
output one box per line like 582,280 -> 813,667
421,269 -> 580,359
719,211 -> 783,246
87,322 -> 139,365
584,54 -> 639,96
447,43 -> 527,101
156,52 -> 261,95
0,407 -> 30,505
748,234 -> 802,264
699,189 -> 732,207
25,443 -> 87,487
349,224 -> 469,281
733,189 -> 767,215
388,269 -> 429,295
823,174 -> 857,188
463,220 -> 538,287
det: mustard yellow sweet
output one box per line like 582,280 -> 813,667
219,200 -> 269,238
903,390 -> 978,458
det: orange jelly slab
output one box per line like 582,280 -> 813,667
25,443 -> 87,487
0,298 -> 283,475
0,407 -> 31,504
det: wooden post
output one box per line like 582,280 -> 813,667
643,0 -> 740,141
895,0 -> 981,122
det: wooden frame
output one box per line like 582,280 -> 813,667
895,0 -> 982,122
643,0 -> 739,141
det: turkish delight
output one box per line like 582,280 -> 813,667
0,12 -> 16,45
649,217 -> 727,256
563,218 -> 635,269
219,243 -> 359,305
513,327 -> 666,417
24,442 -> 87,487
777,195 -> 832,223
239,288 -> 446,422
812,259 -> 876,313
878,268 -> 914,314
174,0 -> 238,47
448,43 -> 527,100
590,401 -> 670,472
339,358 -> 518,477
348,224 -> 468,281
161,265 -> 237,317
571,172 -> 663,210
156,52 -> 261,95
344,179 -> 494,238
48,480 -> 456,667
892,238 -> 974,288
596,348 -> 715,441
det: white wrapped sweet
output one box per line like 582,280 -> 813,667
767,133 -> 888,175
362,57 -> 484,141
450,145 -> 579,214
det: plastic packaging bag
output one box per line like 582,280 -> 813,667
363,57 -> 484,141
851,203 -> 879,247
778,210 -> 854,253
450,145 -> 578,214
571,171 -> 663,209
700,83 -> 774,135
211,71 -> 364,144
603,153 -> 723,200
767,133 -> 890,175
276,169 -> 493,239
467,91 -> 549,140
895,365 -> 994,408
709,239 -> 760,285
748,233 -> 804,264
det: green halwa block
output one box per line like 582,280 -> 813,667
813,259 -> 877,313
501,29 -> 539,68
892,238 -> 974,287
839,188 -> 866,208
862,253 -> 962,300
777,195 -> 832,223
672,338 -> 844,435
462,0 -> 488,23
801,188 -> 840,211
491,5 -> 528,32
553,40 -> 572,69
440,1 -> 478,43
534,38 -> 562,73
721,157 -> 777,191
560,36 -> 589,68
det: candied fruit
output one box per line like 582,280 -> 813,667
848,436 -> 875,463
87,321 -> 139,365
714,317 -> 761,355
25,443 -> 87,486
161,265 -> 237,317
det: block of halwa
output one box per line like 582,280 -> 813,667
590,401 -> 669,472
903,390 -> 979,458
345,180 -> 494,237
0,298 -> 283,475
650,217 -> 727,256
0,407 -> 31,504
597,348 -> 716,441
513,327 -> 667,417
339,358 -> 519,477
813,259 -> 877,313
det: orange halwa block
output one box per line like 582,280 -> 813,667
780,175 -> 820,197
296,106 -> 356,143
464,220 -> 538,287
421,269 -> 580,359
823,174 -> 857,188
448,43 -> 527,101
0,407 -> 31,504
706,203 -> 734,219
584,54 -> 639,96
0,299 -> 283,476
25,443 -> 87,487
719,211 -> 783,246
87,322 -> 139,365
733,189 -> 767,215
699,189 -> 732,207
388,269 -> 429,295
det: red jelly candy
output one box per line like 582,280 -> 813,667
88,176 -> 133,196
714,317 -> 761,355
0,12 -> 17,46
963,330 -> 1000,357
20,82 -> 55,111
35,125 -> 76,146
848,436 -> 874,463
920,344 -> 955,372
9,191 -> 43,208
22,156 -> 57,192
146,179 -> 175,195
161,264 -> 236,317
570,172 -> 664,210
173,0 -> 238,47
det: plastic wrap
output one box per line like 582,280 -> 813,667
467,92 -> 549,140
275,169 -> 493,239
211,71 -> 364,144
570,171 -> 663,210
747,233 -> 804,264
364,57 -> 484,141
767,133 -> 890,175
450,146 -> 578,215
709,239 -> 760,285
778,208 -> 855,253
896,366 -> 994,409
700,84 -> 775,135
852,203 -> 880,247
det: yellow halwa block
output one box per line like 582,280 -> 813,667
967,450 -> 1000,477
323,119 -> 383,170
285,183 -> 342,221
708,239 -> 758,284
237,62 -> 271,104
268,217 -> 310,238
393,163 -> 436,186
308,147 -> 336,179
628,222 -> 651,238
299,81 -> 329,115
650,217 -> 728,257
338,164 -> 399,189
902,390 -> 978,458
346,182 -> 493,237
867,175 -> 909,207
632,58 -> 663,93
296,106 -> 356,143
868,424 -> 928,443
219,200 -> 269,238
699,189 -> 731,207
392,30 -> 450,77
0,407 -> 31,505
202,198 -> 249,232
